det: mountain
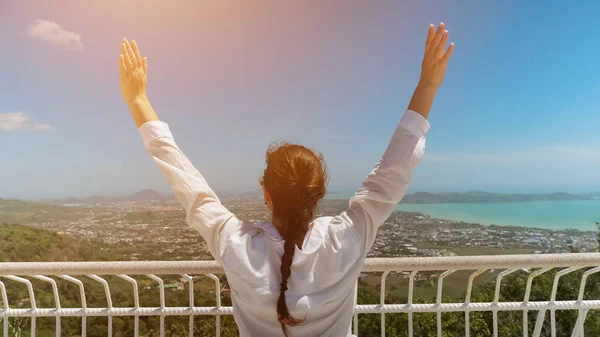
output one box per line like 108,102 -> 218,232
42,188 -> 600,205
400,191 -> 596,204
50,189 -> 176,205
129,189 -> 168,201
0,223 -> 114,262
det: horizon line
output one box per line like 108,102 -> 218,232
2,188 -> 599,203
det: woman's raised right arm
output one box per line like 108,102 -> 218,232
120,38 -> 239,263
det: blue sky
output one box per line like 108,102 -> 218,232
0,0 -> 599,200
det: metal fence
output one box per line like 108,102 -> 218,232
1,253 -> 600,336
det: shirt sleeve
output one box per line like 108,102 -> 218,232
138,121 -> 239,262
338,110 -> 430,256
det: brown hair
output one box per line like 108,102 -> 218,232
260,142 -> 327,336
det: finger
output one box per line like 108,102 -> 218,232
119,54 -> 127,73
143,57 -> 148,74
121,42 -> 132,69
431,22 -> 445,51
425,24 -> 435,52
435,30 -> 449,58
124,38 -> 137,67
131,40 -> 143,65
441,42 -> 455,63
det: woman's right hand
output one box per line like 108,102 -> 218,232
419,23 -> 454,89
119,38 -> 159,127
119,38 -> 149,106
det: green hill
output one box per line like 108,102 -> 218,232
0,198 -> 82,224
0,223 -> 113,262
0,223 -> 236,337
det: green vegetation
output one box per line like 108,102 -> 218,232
0,199 -> 82,224
0,223 -> 114,262
356,268 -> 600,336
0,223 -> 237,337
356,222 -> 600,336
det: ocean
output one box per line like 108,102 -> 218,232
396,200 -> 600,231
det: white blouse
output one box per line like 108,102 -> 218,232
139,109 -> 430,337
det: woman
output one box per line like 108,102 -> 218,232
119,23 -> 453,337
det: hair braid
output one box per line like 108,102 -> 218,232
260,142 -> 327,337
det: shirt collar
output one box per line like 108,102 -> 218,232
255,219 -> 328,255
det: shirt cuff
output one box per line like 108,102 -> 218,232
398,109 -> 430,138
138,121 -> 173,147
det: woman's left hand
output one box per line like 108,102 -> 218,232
419,23 -> 454,89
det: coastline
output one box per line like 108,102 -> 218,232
319,197 -> 600,231
395,200 -> 600,231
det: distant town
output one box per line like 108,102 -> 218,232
10,190 -> 595,263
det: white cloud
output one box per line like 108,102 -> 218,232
28,20 -> 83,50
0,112 -> 55,132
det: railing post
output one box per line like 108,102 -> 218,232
117,275 -> 140,337
147,275 -> 166,337
571,266 -> 600,337
380,271 -> 390,337
181,274 -> 195,337
58,275 -> 87,337
31,275 -> 61,337
523,268 -> 551,337
0,280 -> 8,337
465,269 -> 486,337
407,271 -> 418,337
88,275 -> 112,337
493,268 -> 517,337
354,280 -> 358,336
3,276 -> 37,337
532,267 -> 581,337
207,274 -> 221,337
436,270 -> 455,337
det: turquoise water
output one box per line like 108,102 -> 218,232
396,200 -> 600,231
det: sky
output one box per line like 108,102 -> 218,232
0,0 -> 599,200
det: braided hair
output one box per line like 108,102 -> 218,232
261,142 -> 327,336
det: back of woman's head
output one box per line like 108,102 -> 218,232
260,142 -> 327,336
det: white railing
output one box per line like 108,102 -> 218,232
0,253 -> 599,336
